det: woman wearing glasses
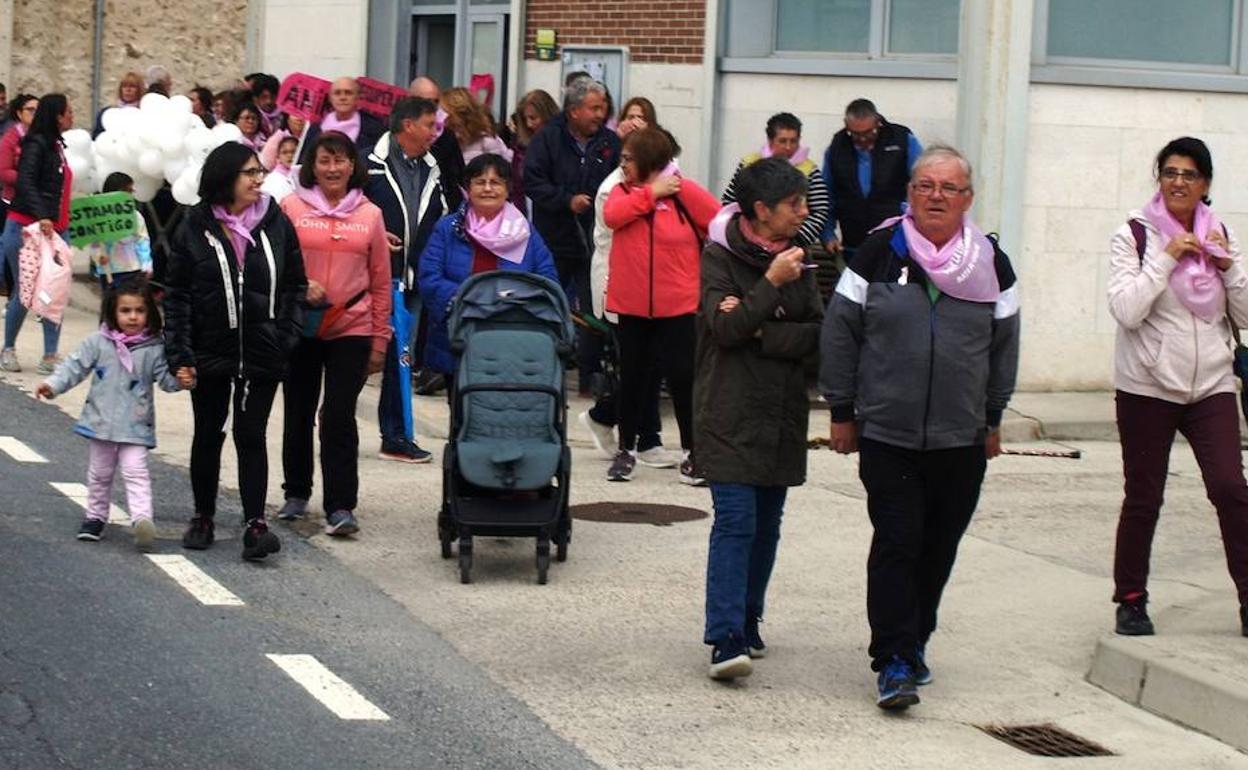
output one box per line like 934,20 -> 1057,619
0,94 -> 36,295
1108,136 -> 1248,640
163,142 -> 307,561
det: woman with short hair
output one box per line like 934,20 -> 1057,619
230,102 -> 267,150
92,72 -> 143,136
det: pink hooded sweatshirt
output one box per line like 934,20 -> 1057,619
280,189 -> 392,353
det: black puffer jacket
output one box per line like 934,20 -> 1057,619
10,134 -> 65,221
693,214 -> 824,487
163,198 -> 307,381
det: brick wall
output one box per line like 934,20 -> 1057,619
524,0 -> 705,65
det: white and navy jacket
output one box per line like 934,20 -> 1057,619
819,224 -> 1021,451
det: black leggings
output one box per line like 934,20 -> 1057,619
190,376 -> 279,522
615,313 -> 695,452
282,336 -> 372,514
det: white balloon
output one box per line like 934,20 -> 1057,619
103,106 -> 141,135
211,122 -> 243,143
159,128 -> 185,158
68,154 -> 91,179
139,93 -> 169,114
162,157 -> 187,185
172,175 -> 199,206
63,129 -> 93,156
168,94 -> 193,114
132,175 -> 162,203
100,107 -> 123,133
125,133 -> 147,159
138,149 -> 164,177
139,120 -> 165,149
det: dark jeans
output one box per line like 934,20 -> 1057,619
704,483 -> 787,644
859,437 -> 986,671
615,313 -> 695,452
1114,390 -> 1248,606
282,336 -> 372,514
556,256 -> 602,390
190,376 -> 279,522
378,290 -> 422,444
588,387 -> 663,451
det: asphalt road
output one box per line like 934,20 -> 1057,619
0,380 -> 594,770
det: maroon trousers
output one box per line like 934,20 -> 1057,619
1114,390 -> 1248,606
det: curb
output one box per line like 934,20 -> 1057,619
1088,634 -> 1248,752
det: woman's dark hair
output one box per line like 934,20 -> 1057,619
1156,136 -> 1214,204
766,112 -> 802,140
464,153 -> 511,186
736,157 -> 808,221
101,276 -> 162,335
250,74 -> 280,100
618,96 -> 657,126
101,172 -> 134,193
190,86 -> 214,111
298,131 -> 368,190
8,93 -> 35,123
622,127 -> 675,181
230,101 -> 261,125
28,94 -> 68,140
198,142 -> 261,206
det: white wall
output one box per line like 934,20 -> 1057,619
262,0 -> 369,79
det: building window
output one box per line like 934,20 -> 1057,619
721,0 -> 960,78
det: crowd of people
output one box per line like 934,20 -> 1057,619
2,61 -> 1245,713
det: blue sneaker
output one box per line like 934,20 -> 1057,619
876,656 -> 920,710
708,635 -> 753,681
325,510 -> 360,537
745,617 -> 766,659
915,644 -> 932,686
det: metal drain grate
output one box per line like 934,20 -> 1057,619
570,502 -> 708,526
977,723 -> 1115,758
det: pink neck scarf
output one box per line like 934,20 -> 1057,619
1143,192 -> 1227,322
321,110 -> 361,142
884,213 -> 1000,302
295,182 -> 364,219
760,142 -> 811,167
433,108 -> 448,141
465,202 -> 530,264
708,203 -> 790,255
100,324 -> 151,373
211,196 -> 270,267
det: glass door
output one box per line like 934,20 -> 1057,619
410,14 -> 456,90
464,14 -> 508,120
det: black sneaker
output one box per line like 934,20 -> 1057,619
745,617 -> 767,659
325,510 -> 359,537
77,519 -> 106,541
708,634 -> 753,680
876,656 -> 920,710
679,452 -> 707,487
181,516 -> 215,550
414,371 -> 447,396
606,450 -> 636,482
242,518 -> 281,561
915,644 -> 933,686
277,498 -> 308,521
379,439 -> 433,464
1115,597 -> 1155,636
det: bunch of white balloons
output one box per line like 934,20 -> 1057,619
61,92 -> 247,207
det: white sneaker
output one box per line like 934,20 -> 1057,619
637,445 -> 679,469
578,410 -> 616,460
0,349 -> 19,372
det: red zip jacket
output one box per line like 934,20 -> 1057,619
603,178 -> 719,318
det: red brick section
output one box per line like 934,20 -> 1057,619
524,0 -> 706,64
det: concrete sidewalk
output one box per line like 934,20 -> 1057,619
2,274 -> 1245,767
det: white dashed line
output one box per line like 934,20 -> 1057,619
265,654 -> 391,721
0,436 -> 48,463
49,481 -> 131,524
145,554 -> 245,606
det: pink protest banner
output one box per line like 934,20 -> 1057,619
356,77 -> 409,119
277,73 -> 333,123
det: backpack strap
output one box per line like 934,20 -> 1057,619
1128,219 -> 1146,263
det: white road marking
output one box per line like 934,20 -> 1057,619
0,436 -> 48,463
145,555 -> 245,606
265,654 -> 391,721
49,481 -> 131,524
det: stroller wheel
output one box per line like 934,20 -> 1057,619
441,536 -> 453,559
536,541 -> 550,585
458,543 -> 473,584
555,535 -> 568,563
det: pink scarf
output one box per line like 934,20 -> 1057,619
211,196 -> 270,267
99,324 -> 151,373
707,203 -> 789,255
465,202 -> 530,264
320,111 -> 361,142
1143,192 -> 1228,323
295,183 -> 364,219
760,142 -> 811,167
875,213 -> 1000,302
433,108 -> 448,141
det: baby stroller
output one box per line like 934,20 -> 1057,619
438,271 -> 575,584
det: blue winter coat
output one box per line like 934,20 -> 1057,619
44,332 -> 182,448
418,207 -> 560,374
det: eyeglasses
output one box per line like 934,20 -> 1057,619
239,167 -> 267,180
847,127 -> 879,141
469,177 -> 506,189
1160,168 -> 1203,183
911,180 -> 970,197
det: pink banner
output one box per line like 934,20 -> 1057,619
277,73 -> 333,123
356,77 -> 410,120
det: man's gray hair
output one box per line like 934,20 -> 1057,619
563,76 -> 606,111
145,64 -> 171,87
844,98 -> 878,121
911,144 -> 973,187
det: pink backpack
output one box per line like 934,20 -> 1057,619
18,224 -> 73,325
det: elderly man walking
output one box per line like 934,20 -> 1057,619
523,76 -> 620,392
820,145 -> 1020,710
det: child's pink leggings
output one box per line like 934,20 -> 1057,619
86,439 -> 152,522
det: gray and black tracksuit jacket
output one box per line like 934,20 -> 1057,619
819,224 -> 1021,450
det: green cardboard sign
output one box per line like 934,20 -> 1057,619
68,192 -> 138,248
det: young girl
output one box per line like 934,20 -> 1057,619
85,172 -> 152,290
37,279 -> 191,550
